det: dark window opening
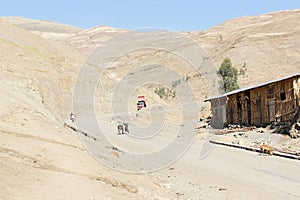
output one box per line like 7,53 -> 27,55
280,92 -> 286,101
267,86 -> 274,99
256,99 -> 262,124
229,108 -> 234,124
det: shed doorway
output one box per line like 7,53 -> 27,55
268,99 -> 275,122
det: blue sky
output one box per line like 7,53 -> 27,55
1,0 -> 299,30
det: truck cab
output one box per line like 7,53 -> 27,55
137,95 -> 146,111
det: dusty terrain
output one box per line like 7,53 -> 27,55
1,9 -> 300,199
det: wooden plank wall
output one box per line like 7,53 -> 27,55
275,79 -> 296,122
250,88 -> 262,125
224,77 -> 298,126
210,97 -> 227,128
294,77 -> 300,107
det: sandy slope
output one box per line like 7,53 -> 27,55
0,19 -> 173,200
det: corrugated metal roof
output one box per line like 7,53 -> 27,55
204,73 -> 300,102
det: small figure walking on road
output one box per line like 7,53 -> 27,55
117,121 -> 129,135
70,113 -> 75,123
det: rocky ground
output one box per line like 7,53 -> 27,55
197,115 -> 300,157
210,126 -> 300,155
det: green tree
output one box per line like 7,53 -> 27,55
218,58 -> 239,93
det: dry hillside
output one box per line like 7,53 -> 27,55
191,9 -> 300,88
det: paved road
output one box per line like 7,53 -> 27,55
170,139 -> 300,199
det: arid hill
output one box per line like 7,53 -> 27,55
11,10 -> 299,90
0,16 -> 83,41
193,9 -> 300,88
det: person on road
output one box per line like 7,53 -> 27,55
70,113 -> 75,123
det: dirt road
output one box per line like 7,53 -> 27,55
153,137 -> 300,199
75,113 -> 300,199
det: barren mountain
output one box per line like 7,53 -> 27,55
192,9 -> 300,88
1,9 -> 300,200
0,16 -> 83,41
6,9 -> 300,91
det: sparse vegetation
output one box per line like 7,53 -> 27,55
26,46 -> 38,52
172,80 -> 180,88
239,68 -> 246,76
184,75 -> 190,82
155,86 -> 176,99
156,75 -> 190,99
239,62 -> 247,76
155,87 -> 166,99
218,58 -> 239,93
171,75 -> 190,88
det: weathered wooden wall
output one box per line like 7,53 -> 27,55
210,97 -> 226,128
224,77 -> 299,127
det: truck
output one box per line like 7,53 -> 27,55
137,95 -> 146,111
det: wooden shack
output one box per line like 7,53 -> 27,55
205,73 -> 300,128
